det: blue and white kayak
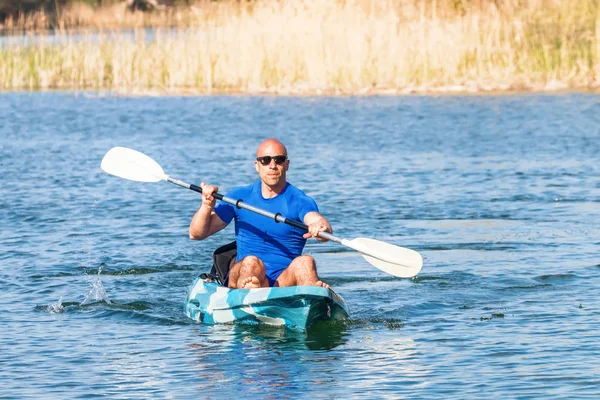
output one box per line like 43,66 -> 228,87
184,276 -> 350,331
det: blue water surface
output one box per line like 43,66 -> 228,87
1,92 -> 599,399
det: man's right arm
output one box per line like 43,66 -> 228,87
189,183 -> 228,240
189,205 -> 228,240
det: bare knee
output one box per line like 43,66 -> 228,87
229,256 -> 267,288
293,255 -> 317,272
279,255 -> 319,286
238,256 -> 266,276
297,255 -> 316,266
241,256 -> 262,269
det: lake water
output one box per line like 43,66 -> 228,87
1,92 -> 599,398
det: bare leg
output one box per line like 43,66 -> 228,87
275,255 -> 329,288
227,256 -> 269,289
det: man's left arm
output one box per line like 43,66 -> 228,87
303,212 -> 332,242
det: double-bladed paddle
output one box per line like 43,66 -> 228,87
100,147 -> 423,278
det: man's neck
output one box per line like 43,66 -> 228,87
261,181 -> 286,199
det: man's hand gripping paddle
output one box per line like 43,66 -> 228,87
101,147 -> 423,278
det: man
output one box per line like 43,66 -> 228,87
189,138 -> 332,289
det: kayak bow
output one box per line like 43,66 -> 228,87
184,277 -> 350,331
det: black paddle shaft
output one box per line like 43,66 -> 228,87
174,179 -> 310,231
160,175 -> 422,268
166,175 -> 338,243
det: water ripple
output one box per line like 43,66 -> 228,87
1,93 -> 599,398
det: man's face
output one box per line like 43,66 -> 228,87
255,143 -> 289,187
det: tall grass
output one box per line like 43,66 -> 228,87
0,0 -> 598,94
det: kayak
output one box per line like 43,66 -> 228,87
184,276 -> 350,331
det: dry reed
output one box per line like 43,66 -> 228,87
0,0 -> 598,94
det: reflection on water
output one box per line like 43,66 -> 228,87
185,322 -> 351,396
189,320 -> 349,353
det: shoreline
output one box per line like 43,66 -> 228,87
3,85 -> 599,97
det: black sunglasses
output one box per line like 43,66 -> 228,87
256,155 -> 288,165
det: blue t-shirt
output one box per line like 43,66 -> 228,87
214,181 -> 319,284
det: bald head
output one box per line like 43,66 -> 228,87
256,138 -> 288,158
254,138 -> 289,191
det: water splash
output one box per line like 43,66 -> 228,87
81,266 -> 112,305
46,296 -> 64,314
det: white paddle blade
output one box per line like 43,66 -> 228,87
101,147 -> 167,183
346,238 -> 423,278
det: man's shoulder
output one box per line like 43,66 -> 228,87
227,181 -> 260,197
284,183 -> 319,216
285,182 -> 313,199
285,183 -> 318,212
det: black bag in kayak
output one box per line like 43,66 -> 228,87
201,241 -> 237,285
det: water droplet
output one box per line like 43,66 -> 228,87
47,296 -> 64,314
